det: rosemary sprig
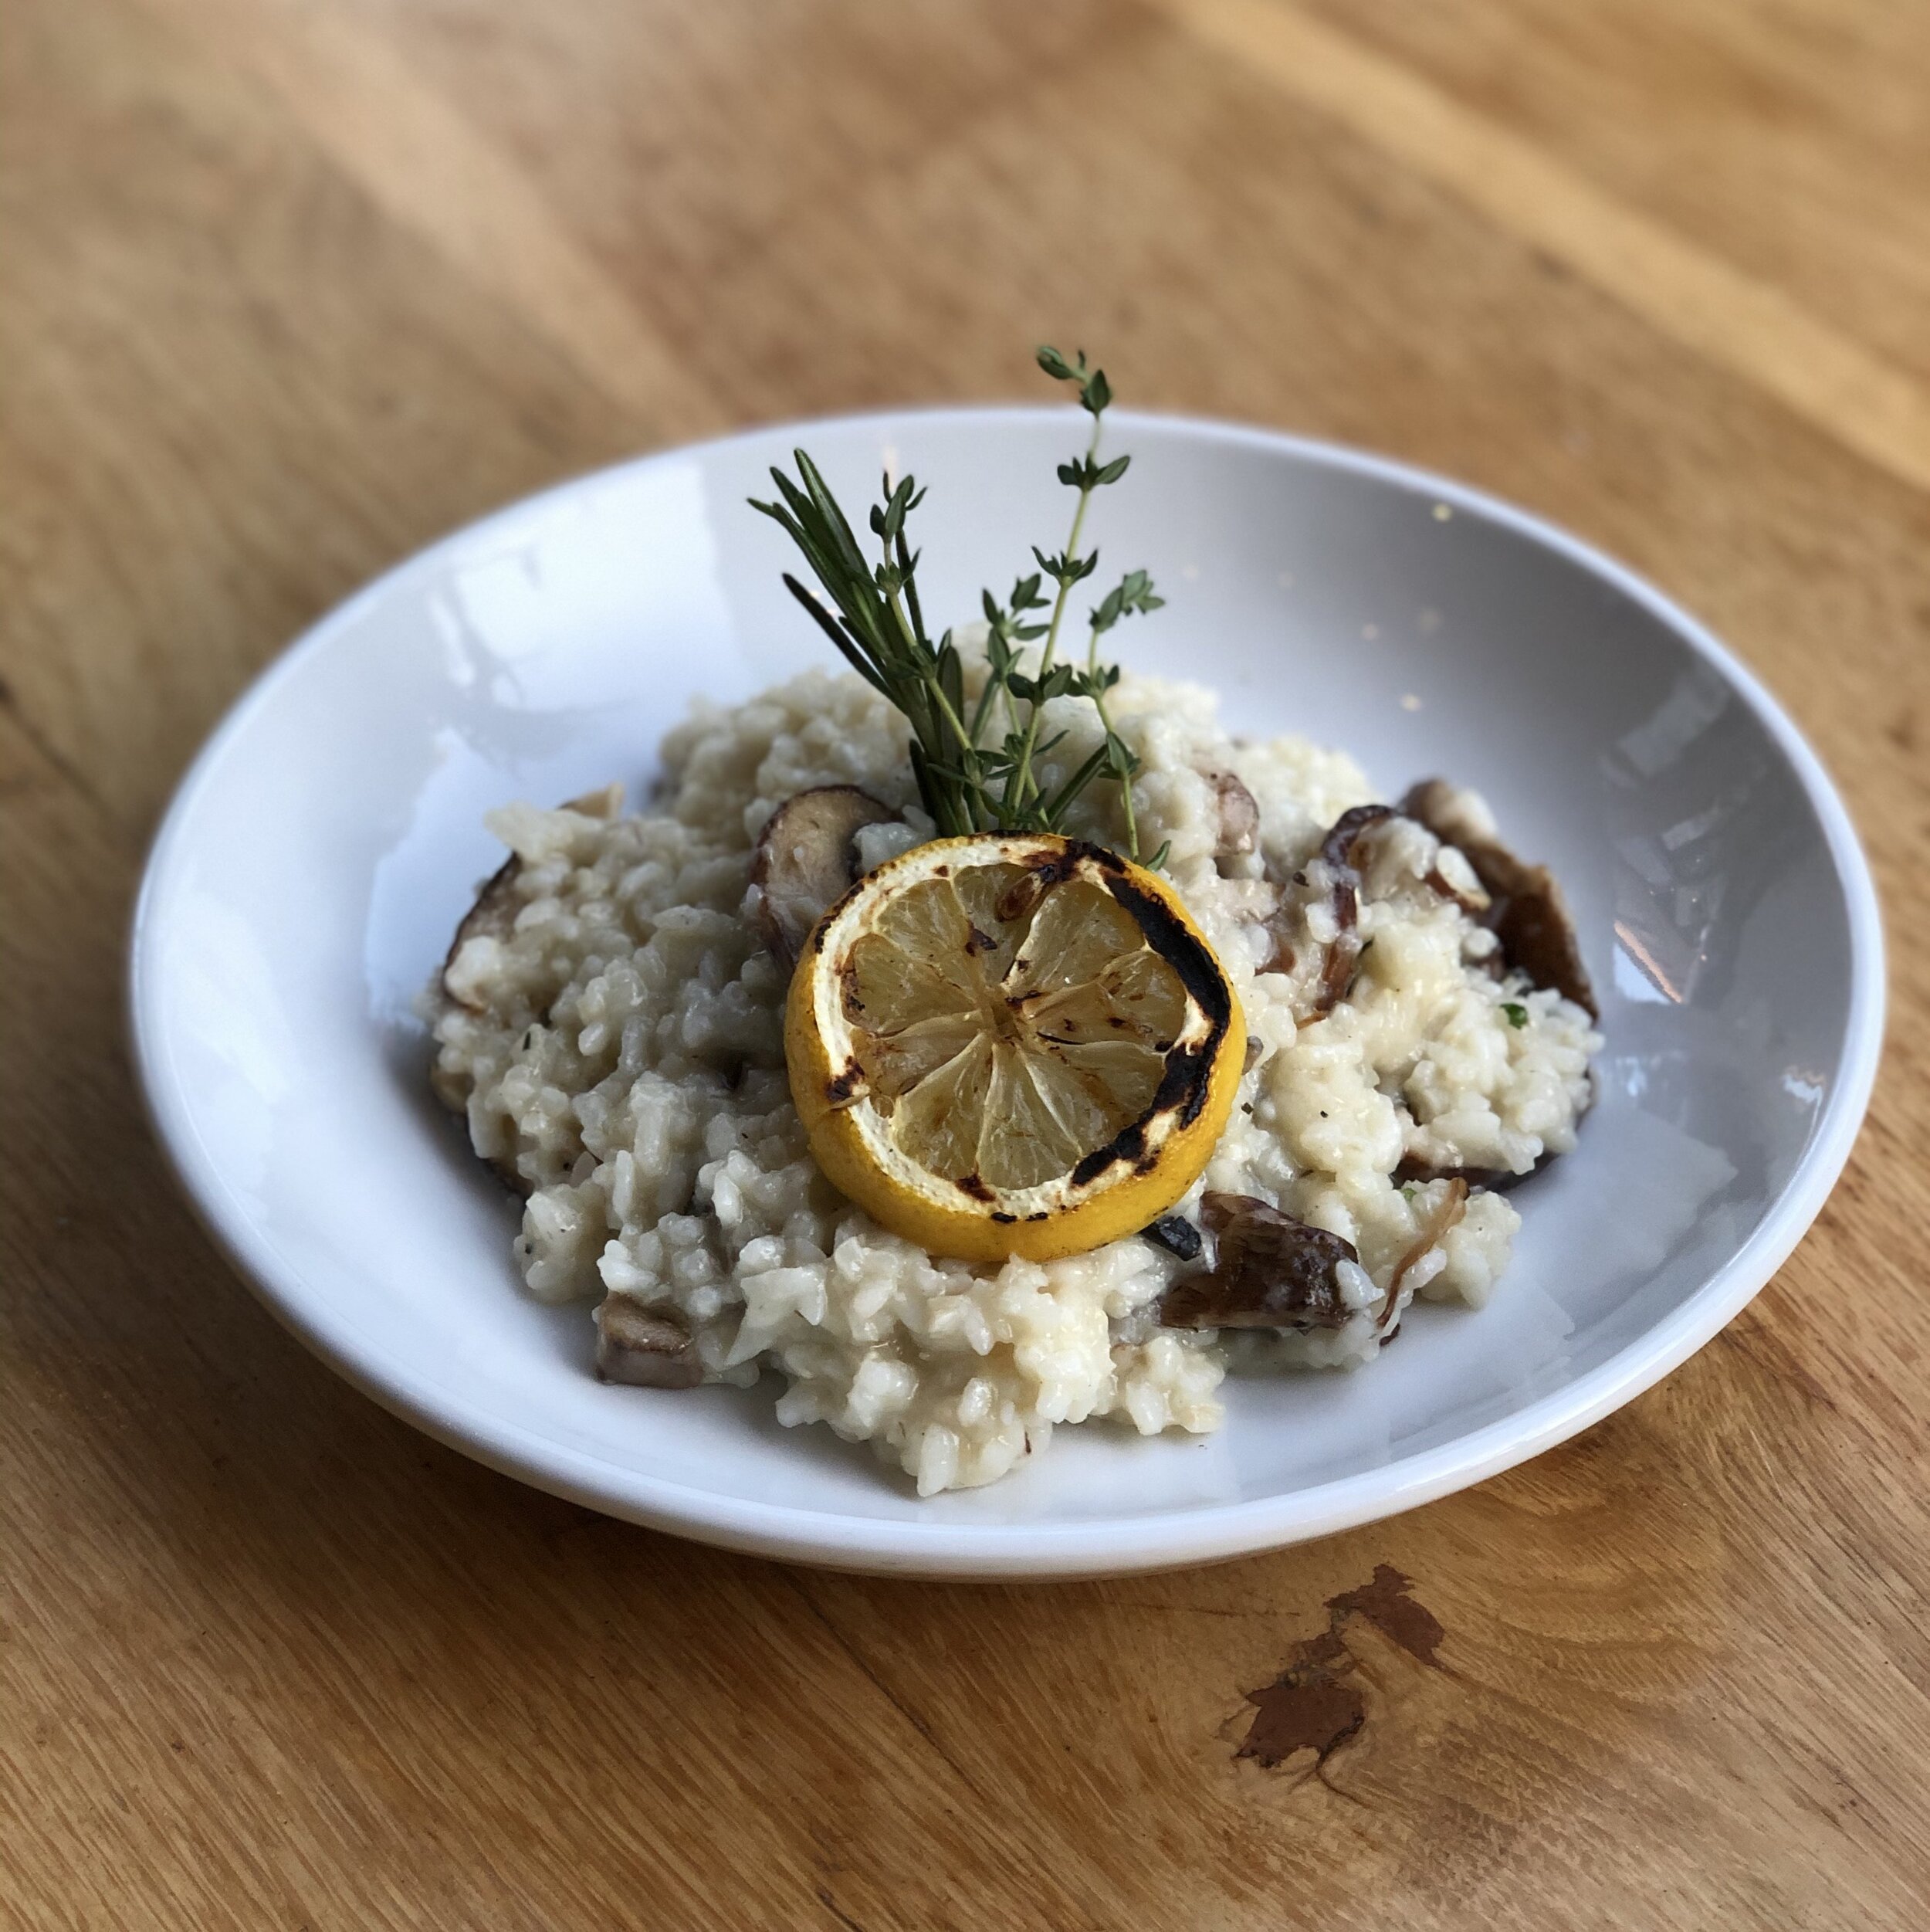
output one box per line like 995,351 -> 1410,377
749,346 -> 1166,861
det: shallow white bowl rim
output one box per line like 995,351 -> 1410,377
130,407 -> 1886,1575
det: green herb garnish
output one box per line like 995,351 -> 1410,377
1502,1001 -> 1529,1029
750,347 -> 1165,861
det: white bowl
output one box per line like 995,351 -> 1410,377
130,408 -> 1884,1577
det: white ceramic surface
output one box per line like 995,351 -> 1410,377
130,408 -> 1884,1577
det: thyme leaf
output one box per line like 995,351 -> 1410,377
751,347 -> 1166,858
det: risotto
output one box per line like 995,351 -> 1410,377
430,658 -> 1599,1494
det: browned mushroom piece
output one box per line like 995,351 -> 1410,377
1386,1178 -> 1468,1303
1258,902 -> 1296,979
1204,770 -> 1261,861
1419,849 -> 1490,917
1375,1177 -> 1472,1344
439,855 -> 523,1014
435,866 -> 533,1186
1157,1191 -> 1363,1331
749,785 -> 897,968
438,784 -> 625,1015
435,784 -> 625,1188
594,1293 -> 703,1390
1396,1138 -> 1578,1192
1394,1152 -> 1513,1191
1400,779 -> 1596,1018
1311,802 -> 1397,1012
1319,802 -> 1397,870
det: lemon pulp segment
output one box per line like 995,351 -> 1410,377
786,835 -> 1244,1262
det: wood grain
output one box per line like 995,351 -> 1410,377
3,1 -> 1927,1925
1160,0 -> 1930,491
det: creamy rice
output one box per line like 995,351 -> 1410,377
431,659 -> 1598,1493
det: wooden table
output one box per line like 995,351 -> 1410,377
5,2 -> 1927,1924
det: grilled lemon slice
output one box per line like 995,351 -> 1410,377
785,832 -> 1244,1262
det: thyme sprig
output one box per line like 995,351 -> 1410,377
749,346 -> 1166,862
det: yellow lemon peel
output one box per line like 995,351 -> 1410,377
786,833 -> 1245,1263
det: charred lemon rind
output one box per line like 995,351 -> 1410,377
786,833 -> 1245,1263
